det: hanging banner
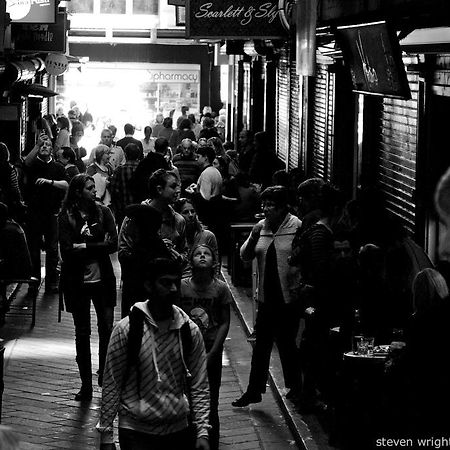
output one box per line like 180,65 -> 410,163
12,11 -> 66,52
186,0 -> 288,39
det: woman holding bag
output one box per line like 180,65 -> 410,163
58,174 -> 117,401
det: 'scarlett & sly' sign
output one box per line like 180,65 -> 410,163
186,0 -> 288,39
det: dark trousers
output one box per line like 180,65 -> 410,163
71,282 -> 114,386
26,212 -> 58,285
119,426 -> 196,450
248,302 -> 301,394
207,347 -> 223,450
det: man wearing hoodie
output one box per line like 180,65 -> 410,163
97,257 -> 210,450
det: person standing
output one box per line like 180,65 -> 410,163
119,169 -> 187,316
110,143 -> 141,228
54,116 -> 71,151
23,137 -> 68,295
88,129 -> 125,171
87,145 -> 113,207
232,186 -> 303,407
96,257 -> 210,450
140,126 -> 155,156
117,123 -> 144,159
58,174 -> 117,400
131,137 -> 170,203
179,244 -> 231,449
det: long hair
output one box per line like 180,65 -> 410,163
61,173 -> 98,219
173,198 -> 203,242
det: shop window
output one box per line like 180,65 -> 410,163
71,0 -> 94,14
101,0 -> 125,14
134,0 -> 158,15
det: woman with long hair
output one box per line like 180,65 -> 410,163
58,173 -> 117,400
86,145 -> 113,206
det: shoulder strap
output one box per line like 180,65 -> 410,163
180,320 -> 192,358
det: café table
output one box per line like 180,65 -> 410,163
334,347 -> 390,448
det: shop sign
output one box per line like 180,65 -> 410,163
186,0 -> 288,39
6,0 -> 56,23
12,12 -> 66,52
148,69 -> 199,83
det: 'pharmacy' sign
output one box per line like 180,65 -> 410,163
186,0 -> 288,39
148,69 -> 199,83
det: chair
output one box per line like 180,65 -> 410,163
0,278 -> 39,328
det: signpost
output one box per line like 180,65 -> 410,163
186,0 -> 288,39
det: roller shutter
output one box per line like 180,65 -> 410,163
276,50 -> 290,163
377,70 -> 419,233
289,59 -> 300,170
310,63 -> 335,182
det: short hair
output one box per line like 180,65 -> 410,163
124,123 -> 135,135
187,113 -> 197,124
148,169 -> 177,198
61,146 -> 76,163
178,118 -> 192,130
144,257 -> 182,283
203,117 -> 215,128
57,116 -> 70,130
197,146 -> 216,164
71,120 -> 84,136
163,117 -> 173,128
260,185 -> 289,208
154,137 -> 169,154
108,125 -> 117,136
92,144 -> 110,163
181,106 -> 189,115
297,177 -> 325,199
124,143 -> 141,161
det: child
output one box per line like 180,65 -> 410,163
179,244 -> 232,450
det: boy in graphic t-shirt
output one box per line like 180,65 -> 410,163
179,244 -> 231,450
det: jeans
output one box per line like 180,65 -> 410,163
26,212 -> 59,285
71,282 -> 114,386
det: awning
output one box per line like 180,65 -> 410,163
11,83 -> 59,98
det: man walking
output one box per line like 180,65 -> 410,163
97,258 -> 210,450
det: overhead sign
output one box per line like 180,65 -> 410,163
148,68 -> 200,83
6,0 -> 56,23
12,12 -> 66,52
186,0 -> 288,39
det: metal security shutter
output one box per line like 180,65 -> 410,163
289,58 -> 300,170
276,50 -> 290,163
377,70 -> 419,233
310,63 -> 335,181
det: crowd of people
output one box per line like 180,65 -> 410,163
1,101 -> 450,449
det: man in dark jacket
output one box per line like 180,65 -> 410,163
131,137 -> 170,202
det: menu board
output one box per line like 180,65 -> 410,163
335,21 -> 411,99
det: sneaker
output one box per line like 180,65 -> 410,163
232,392 -> 262,407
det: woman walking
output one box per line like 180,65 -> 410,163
58,174 -> 117,400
